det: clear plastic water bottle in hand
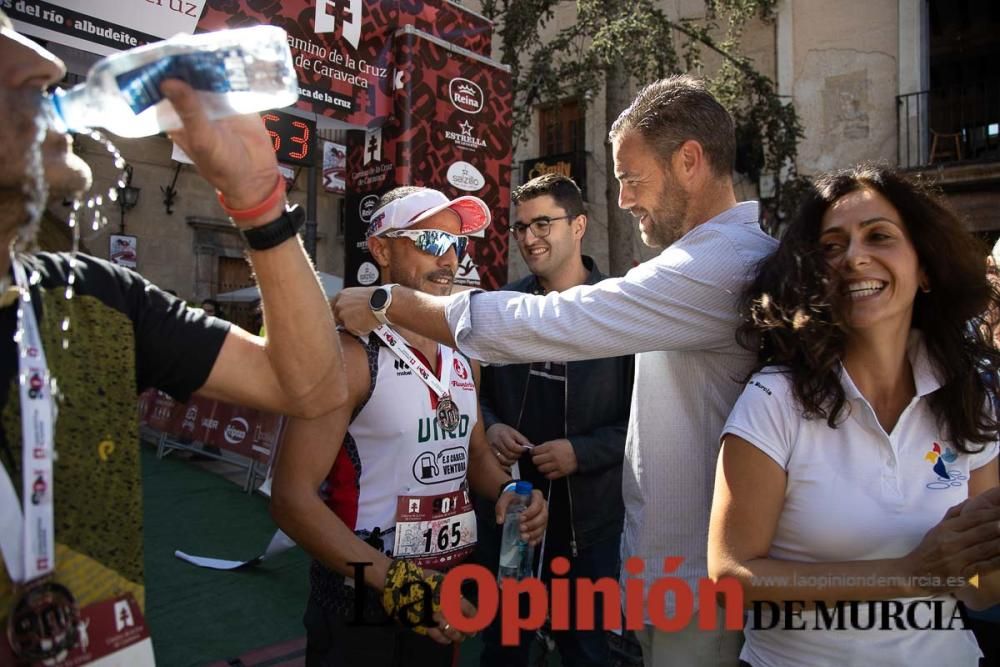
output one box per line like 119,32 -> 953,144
45,25 -> 297,138
498,480 -> 534,585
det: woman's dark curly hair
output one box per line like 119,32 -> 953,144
738,163 -> 1000,450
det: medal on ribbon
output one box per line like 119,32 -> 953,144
435,394 -> 461,432
6,580 -> 80,663
373,325 -> 465,433
0,258 -> 80,661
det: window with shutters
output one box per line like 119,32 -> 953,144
538,99 -> 585,156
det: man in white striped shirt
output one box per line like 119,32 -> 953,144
334,75 -> 777,666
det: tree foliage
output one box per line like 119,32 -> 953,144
478,0 -> 804,236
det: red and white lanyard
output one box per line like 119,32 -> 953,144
0,257 -> 57,584
372,324 -> 453,399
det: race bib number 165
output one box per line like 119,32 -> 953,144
392,490 -> 477,570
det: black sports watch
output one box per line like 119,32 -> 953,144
239,204 -> 305,251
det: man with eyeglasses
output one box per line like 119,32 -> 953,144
333,76 -> 778,666
270,186 -> 548,667
473,174 -> 633,667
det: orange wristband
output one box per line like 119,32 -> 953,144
217,175 -> 285,222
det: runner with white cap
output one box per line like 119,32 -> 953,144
270,187 -> 548,667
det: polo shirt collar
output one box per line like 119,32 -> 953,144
838,330 -> 943,402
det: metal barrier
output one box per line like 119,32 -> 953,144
137,390 -> 285,493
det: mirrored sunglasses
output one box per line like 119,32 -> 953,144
385,229 -> 470,259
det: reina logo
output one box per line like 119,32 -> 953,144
449,78 -> 484,114
447,161 -> 486,192
361,195 -> 380,224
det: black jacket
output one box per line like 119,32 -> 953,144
480,256 -> 634,550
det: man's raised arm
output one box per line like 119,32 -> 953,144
334,230 -> 756,365
333,286 -> 457,348
162,80 -> 346,417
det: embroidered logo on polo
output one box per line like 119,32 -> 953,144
924,442 -> 966,489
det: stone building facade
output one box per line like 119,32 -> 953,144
41,1 -> 1000,291
468,0 -> 1000,281
41,41 -> 345,332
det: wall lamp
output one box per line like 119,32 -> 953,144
117,164 -> 140,233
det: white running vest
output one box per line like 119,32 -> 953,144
324,337 -> 479,555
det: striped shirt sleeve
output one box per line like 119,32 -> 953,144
445,224 -> 767,364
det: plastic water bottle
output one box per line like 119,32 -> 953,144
497,481 -> 534,584
44,25 -> 297,138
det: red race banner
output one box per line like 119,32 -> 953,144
195,0 -> 493,125
395,26 -> 512,289
144,391 -> 178,432
138,391 -> 283,464
344,27 -> 512,290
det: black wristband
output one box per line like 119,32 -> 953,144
240,204 -> 305,251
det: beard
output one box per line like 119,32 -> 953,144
632,163 -> 690,249
642,211 -> 684,248
0,89 -> 91,246
642,187 -> 688,248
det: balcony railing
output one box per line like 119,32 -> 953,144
897,80 -> 1000,169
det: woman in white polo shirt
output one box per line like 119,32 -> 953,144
708,164 -> 1000,667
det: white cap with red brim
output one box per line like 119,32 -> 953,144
367,189 -> 491,238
